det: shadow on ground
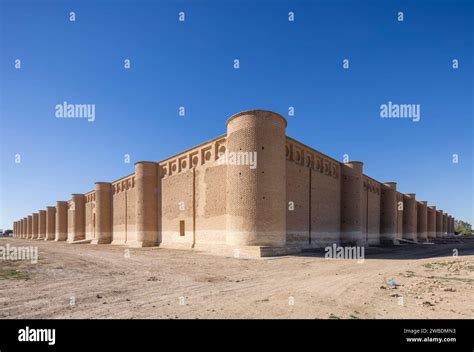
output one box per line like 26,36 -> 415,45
294,236 -> 474,260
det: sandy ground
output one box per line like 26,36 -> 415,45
0,237 -> 473,319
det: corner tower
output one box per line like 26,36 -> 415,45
225,110 -> 287,249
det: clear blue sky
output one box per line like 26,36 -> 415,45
1,0 -> 472,230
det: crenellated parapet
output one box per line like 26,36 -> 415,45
85,191 -> 96,203
112,174 -> 136,194
363,177 -> 382,195
159,136 -> 227,179
285,137 -> 340,180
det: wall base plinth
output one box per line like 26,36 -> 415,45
111,240 -> 126,246
67,239 -> 92,244
233,246 -> 301,258
339,232 -> 367,247
126,240 -> 158,248
402,233 -> 418,242
158,242 -> 303,258
398,238 -> 418,244
91,238 -> 112,245
367,233 -> 381,246
287,232 -> 340,249
379,236 -> 400,246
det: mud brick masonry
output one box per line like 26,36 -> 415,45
12,110 -> 456,257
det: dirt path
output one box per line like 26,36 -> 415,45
0,237 -> 473,319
